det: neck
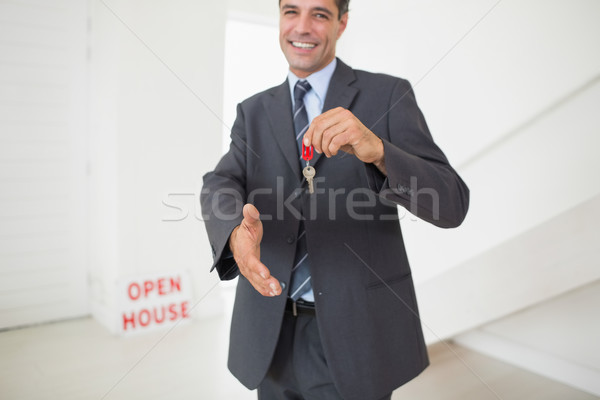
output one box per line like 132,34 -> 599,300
289,57 -> 336,79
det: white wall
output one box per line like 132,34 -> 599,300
227,0 -> 279,22
418,193 -> 600,342
222,18 -> 287,150
0,0 -> 89,329
89,0 -> 228,331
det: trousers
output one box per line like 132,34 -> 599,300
257,311 -> 392,400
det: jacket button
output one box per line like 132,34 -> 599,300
280,282 -> 286,290
286,236 -> 295,244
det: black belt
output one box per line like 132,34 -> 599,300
285,298 -> 316,317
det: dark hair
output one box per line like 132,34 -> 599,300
279,0 -> 350,19
334,0 -> 350,17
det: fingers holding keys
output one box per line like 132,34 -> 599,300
230,204 -> 282,297
303,107 -> 385,168
303,107 -> 348,158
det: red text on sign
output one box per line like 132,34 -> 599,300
122,301 -> 190,331
127,276 -> 182,301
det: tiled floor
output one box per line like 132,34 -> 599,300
0,316 -> 597,399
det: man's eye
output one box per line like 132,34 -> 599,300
284,10 -> 297,15
314,13 -> 329,19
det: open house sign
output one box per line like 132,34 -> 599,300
118,271 -> 193,335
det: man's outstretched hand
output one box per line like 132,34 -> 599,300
229,204 -> 282,297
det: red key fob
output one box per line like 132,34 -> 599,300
302,143 -> 313,161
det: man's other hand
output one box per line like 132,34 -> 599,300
303,107 -> 387,175
229,204 -> 282,297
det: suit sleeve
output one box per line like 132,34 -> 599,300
365,79 -> 470,228
201,104 -> 248,280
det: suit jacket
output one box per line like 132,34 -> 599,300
201,59 -> 469,400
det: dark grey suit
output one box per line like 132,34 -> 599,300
201,59 -> 469,400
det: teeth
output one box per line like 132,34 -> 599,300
292,41 -> 316,49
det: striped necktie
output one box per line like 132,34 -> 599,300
289,80 -> 312,301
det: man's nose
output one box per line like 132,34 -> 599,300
294,14 -> 312,34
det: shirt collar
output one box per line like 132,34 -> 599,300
287,58 -> 337,107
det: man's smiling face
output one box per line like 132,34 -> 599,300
279,0 -> 348,78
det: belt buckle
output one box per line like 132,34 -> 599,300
292,301 -> 298,317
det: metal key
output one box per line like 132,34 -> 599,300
302,164 -> 316,194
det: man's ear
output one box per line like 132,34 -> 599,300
337,12 -> 348,39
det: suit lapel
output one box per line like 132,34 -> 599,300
263,81 -> 301,177
313,59 -> 359,167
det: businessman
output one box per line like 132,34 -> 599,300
201,0 -> 470,399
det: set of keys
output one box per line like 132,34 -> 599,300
302,143 -> 316,194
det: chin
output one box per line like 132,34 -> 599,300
287,58 -> 318,73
